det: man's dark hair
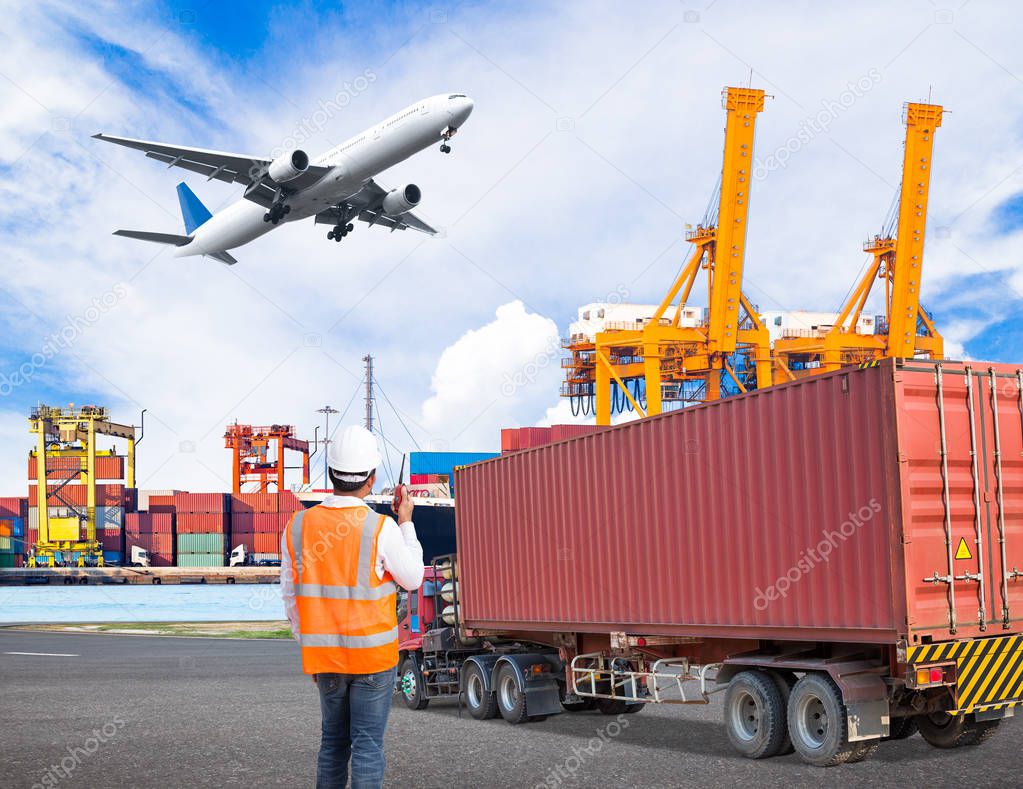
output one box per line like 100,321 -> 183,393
329,467 -> 375,494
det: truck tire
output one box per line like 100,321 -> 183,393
764,670 -> 796,755
623,702 -> 645,714
495,664 -> 529,724
787,673 -> 863,766
464,662 -> 499,720
723,670 -> 789,759
399,657 -> 429,711
917,712 -> 1001,749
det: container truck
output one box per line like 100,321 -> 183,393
395,359 -> 1023,766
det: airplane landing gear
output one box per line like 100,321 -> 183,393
440,125 -> 457,154
263,202 -> 291,224
327,223 -> 355,242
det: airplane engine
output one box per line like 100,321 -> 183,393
382,184 -> 421,215
267,149 -> 309,183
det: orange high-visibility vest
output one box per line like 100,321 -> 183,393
285,505 -> 398,675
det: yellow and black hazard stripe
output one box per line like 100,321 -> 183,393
857,360 -> 881,369
908,634 -> 1023,714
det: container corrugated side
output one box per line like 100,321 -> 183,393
456,361 -> 904,643
176,533 -> 225,554
176,552 -> 225,568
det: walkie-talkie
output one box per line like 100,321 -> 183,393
392,454 -> 408,517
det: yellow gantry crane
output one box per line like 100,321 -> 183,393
773,101 -> 944,376
27,404 -> 136,567
562,87 -> 773,425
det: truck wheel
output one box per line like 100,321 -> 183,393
917,712 -> 1000,748
787,673 -> 862,766
764,670 -> 796,755
623,702 -> 645,714
884,715 -> 918,741
399,657 -> 429,711
495,664 -> 530,724
464,662 -> 499,720
723,670 -> 789,759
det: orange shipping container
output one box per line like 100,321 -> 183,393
28,455 -> 124,480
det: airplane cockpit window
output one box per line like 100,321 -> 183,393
448,94 -> 467,99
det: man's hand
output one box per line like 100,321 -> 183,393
397,486 -> 414,524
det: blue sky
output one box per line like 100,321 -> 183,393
1,0 -> 1022,492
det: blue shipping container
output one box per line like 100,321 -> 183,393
103,551 -> 123,565
409,452 -> 499,482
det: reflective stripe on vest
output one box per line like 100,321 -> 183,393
299,629 -> 399,649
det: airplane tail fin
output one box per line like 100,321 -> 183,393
176,182 -> 213,234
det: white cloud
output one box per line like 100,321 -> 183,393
420,301 -> 559,448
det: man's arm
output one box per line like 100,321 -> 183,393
378,517 -> 425,590
279,528 -> 300,642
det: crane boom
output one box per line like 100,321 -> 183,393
888,102 -> 943,358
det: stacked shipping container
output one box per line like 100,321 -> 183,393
175,493 -> 228,566
125,512 -> 174,566
500,425 -> 602,453
0,497 -> 26,567
229,493 -> 303,562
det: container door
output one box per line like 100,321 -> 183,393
979,366 -> 1023,632
900,364 -> 999,640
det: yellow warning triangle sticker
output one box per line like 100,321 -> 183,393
955,538 -> 973,561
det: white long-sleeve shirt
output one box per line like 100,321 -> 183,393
280,495 -> 424,641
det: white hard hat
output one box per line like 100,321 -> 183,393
328,425 -> 382,481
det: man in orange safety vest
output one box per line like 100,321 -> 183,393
281,425 -> 423,788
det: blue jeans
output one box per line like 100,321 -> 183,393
315,666 -> 396,789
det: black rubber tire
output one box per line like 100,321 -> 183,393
596,698 -> 631,715
398,657 -> 429,711
623,702 -> 645,714
463,662 -> 499,720
723,670 -> 789,759
764,670 -> 797,755
495,664 -> 529,724
787,673 -> 860,767
884,715 -> 919,741
561,698 -> 597,712
917,712 -> 1001,749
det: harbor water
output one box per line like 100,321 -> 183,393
0,584 -> 285,623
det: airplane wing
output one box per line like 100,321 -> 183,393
315,179 -> 437,235
92,134 -> 331,208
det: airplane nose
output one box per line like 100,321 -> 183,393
450,97 -> 474,127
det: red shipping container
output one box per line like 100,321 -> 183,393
278,491 -> 304,513
231,493 -> 278,514
252,512 -> 288,532
147,495 -> 177,514
100,532 -> 123,552
176,513 -> 228,534
231,514 -> 255,533
0,497 -> 28,519
456,360 -> 1023,647
174,492 -> 228,514
550,424 -> 602,442
410,474 -> 429,484
500,428 -> 520,452
28,454 -> 124,481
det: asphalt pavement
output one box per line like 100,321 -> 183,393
1,629 -> 1020,788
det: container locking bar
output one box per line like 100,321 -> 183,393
931,365 -> 958,634
965,370 -> 987,630
990,368 -> 1011,627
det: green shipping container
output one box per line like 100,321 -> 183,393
176,552 -> 225,568
0,554 -> 18,567
176,533 -> 225,554
0,536 -> 11,552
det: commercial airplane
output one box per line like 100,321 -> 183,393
94,93 -> 474,264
